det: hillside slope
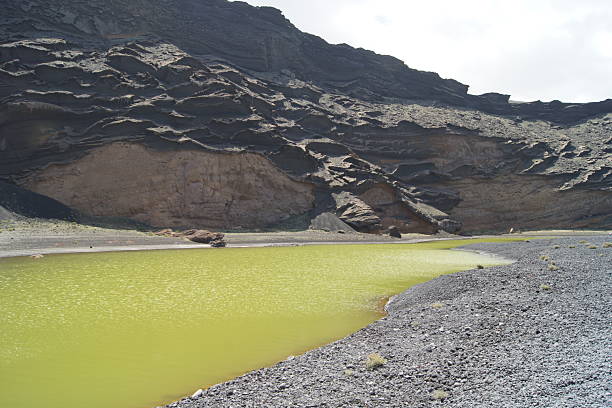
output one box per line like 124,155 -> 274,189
1,0 -> 610,232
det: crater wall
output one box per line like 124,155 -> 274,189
22,143 -> 315,229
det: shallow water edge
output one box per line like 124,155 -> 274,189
0,239 -> 521,408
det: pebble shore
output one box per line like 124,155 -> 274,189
164,236 -> 611,408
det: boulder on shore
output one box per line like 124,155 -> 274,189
185,230 -> 226,248
388,225 -> 401,238
154,228 -> 226,247
186,230 -> 225,244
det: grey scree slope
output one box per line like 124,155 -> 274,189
163,237 -> 611,408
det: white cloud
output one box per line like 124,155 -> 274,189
237,0 -> 612,102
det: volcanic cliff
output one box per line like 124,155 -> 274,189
1,0 -> 611,233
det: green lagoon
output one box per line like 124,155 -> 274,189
0,239 -> 514,408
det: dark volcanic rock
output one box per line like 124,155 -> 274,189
0,0 -> 610,233
0,181 -> 78,221
388,225 -> 402,238
186,230 -> 225,245
2,0 -> 610,123
210,239 -> 227,248
333,192 -> 383,232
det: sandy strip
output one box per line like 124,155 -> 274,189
0,237 -> 471,258
1,222 -> 608,259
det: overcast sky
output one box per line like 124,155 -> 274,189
240,0 -> 612,103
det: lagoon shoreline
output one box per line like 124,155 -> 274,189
161,236 -> 611,408
0,218 -> 435,258
1,219 -> 610,407
1,217 -> 608,259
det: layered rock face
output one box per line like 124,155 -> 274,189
22,143 -> 315,229
0,0 -> 610,232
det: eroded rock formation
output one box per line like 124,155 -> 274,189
22,143 -> 315,229
0,0 -> 610,232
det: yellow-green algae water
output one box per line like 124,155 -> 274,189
0,239 -> 515,408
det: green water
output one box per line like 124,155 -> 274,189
0,240 -> 514,408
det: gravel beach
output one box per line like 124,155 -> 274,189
163,236 -> 611,408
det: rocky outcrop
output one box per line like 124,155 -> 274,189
333,192 -> 382,232
0,0 -> 610,233
2,0 -> 610,124
309,212 -> 356,233
21,143 -> 315,229
437,175 -> 612,232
